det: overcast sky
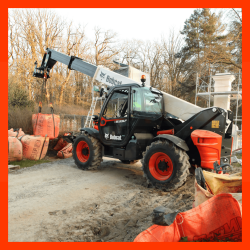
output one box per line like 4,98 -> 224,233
50,8 -> 199,42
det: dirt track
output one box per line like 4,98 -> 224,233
8,157 -> 195,242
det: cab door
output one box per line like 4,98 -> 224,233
99,87 -> 130,145
131,86 -> 163,133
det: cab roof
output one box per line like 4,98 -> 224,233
109,83 -> 141,89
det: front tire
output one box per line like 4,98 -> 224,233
73,134 -> 102,170
141,140 -> 190,190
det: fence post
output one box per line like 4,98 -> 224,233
195,73 -> 198,105
81,116 -> 85,128
208,73 -> 212,108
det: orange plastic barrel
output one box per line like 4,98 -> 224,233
8,137 -> 22,162
32,113 -> 60,140
20,135 -> 49,160
57,143 -> 73,159
191,130 -> 222,169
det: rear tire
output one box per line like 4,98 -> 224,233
73,134 -> 102,170
120,160 -> 139,164
141,140 -> 190,190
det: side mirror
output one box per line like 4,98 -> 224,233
100,87 -> 104,97
100,86 -> 108,98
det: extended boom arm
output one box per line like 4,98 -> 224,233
33,48 -> 203,121
33,48 -> 97,79
33,48 -> 139,86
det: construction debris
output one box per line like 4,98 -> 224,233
134,168 -> 242,242
53,138 -> 69,151
57,143 -> 73,159
8,165 -> 20,172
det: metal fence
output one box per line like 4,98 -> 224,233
237,131 -> 242,149
60,114 -> 87,132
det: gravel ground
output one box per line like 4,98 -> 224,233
8,157 -> 195,242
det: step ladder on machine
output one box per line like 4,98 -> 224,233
84,96 -> 98,128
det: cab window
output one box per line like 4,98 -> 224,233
143,88 -> 162,114
131,88 -> 142,112
132,87 -> 162,114
103,89 -> 128,119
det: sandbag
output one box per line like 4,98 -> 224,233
193,179 -> 214,208
57,143 -> 73,159
231,193 -> 242,205
20,135 -> 49,160
194,177 -> 242,208
53,138 -> 69,151
203,170 -> 242,195
134,194 -> 242,242
8,128 -> 25,137
32,113 -> 60,140
8,137 -> 22,162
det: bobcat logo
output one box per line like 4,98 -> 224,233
100,71 -> 106,80
104,133 -> 109,139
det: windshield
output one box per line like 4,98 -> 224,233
132,87 -> 163,115
144,88 -> 162,114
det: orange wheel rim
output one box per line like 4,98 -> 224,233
76,141 -> 90,162
149,152 -> 173,181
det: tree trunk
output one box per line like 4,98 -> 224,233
45,80 -> 50,105
59,70 -> 72,106
27,78 -> 32,100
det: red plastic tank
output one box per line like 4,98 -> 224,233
191,130 -> 222,169
32,113 -> 60,139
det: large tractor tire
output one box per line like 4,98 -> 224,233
120,160 -> 139,164
141,140 -> 190,190
73,134 -> 102,170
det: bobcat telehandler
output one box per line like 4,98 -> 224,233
33,48 -> 234,190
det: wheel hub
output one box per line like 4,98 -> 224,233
158,159 -> 169,172
82,147 -> 89,156
148,152 -> 174,181
76,141 -> 90,163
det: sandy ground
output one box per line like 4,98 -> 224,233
8,157 -> 195,242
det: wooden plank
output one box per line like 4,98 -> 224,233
8,165 -> 20,172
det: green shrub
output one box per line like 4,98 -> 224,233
8,106 -> 33,134
8,86 -> 35,109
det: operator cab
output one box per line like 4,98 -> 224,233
97,83 -> 164,148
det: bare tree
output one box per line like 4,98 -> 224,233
58,22 -> 88,106
94,27 -> 120,66
161,31 -> 190,95
9,9 -> 65,102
